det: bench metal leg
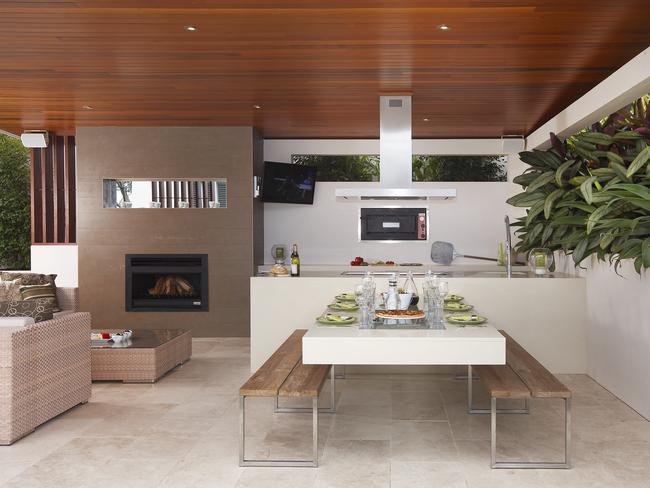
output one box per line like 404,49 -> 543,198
334,365 -> 346,379
491,397 -> 571,469
274,366 -> 337,414
239,395 -> 319,467
467,365 -> 529,415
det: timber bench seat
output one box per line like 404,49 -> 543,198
468,330 -> 572,469
239,329 -> 335,467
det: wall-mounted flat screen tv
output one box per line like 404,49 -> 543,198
262,161 -> 317,204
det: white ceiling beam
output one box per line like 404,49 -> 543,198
527,47 -> 650,150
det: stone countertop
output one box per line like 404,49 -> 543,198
255,264 -> 577,279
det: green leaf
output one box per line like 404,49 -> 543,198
512,172 -> 540,187
506,191 -> 545,208
609,162 -> 630,182
628,198 -> 650,211
541,224 -> 554,244
569,176 -> 588,186
528,222 -> 544,244
555,159 -> 576,186
599,232 -> 617,250
626,146 -> 650,178
643,239 -> 650,268
525,201 -> 545,227
526,171 -> 556,193
613,131 -> 643,140
579,132 -> 614,146
606,151 -> 624,165
543,188 -> 565,219
572,237 -> 590,265
580,176 -> 597,204
552,216 -> 587,226
606,183 -> 650,200
586,205 -> 612,234
555,200 -> 596,213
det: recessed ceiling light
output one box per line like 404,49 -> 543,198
253,104 -> 262,110
438,24 -> 451,31
185,25 -> 198,32
422,118 -> 430,122
82,105 -> 94,110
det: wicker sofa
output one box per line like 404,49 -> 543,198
0,287 -> 91,445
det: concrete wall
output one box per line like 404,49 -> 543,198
76,126 -> 263,337
263,139 -> 526,265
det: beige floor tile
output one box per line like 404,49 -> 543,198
235,467 -> 316,488
391,420 -> 458,462
329,414 -> 391,441
2,338 -> 649,488
391,390 -> 447,420
390,461 -> 468,488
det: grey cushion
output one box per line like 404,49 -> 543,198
0,299 -> 54,323
0,280 -> 21,301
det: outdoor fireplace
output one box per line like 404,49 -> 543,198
125,254 -> 208,311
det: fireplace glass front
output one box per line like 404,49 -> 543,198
125,254 -> 208,311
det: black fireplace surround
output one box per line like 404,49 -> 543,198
125,254 -> 209,312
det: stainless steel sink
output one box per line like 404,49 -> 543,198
341,271 -> 448,277
462,270 -> 530,277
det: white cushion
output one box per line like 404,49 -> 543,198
0,316 -> 35,328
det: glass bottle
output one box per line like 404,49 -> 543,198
385,274 -> 399,310
290,244 -> 300,276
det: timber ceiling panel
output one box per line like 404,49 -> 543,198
1,1 -> 649,138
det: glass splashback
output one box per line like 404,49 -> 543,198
103,179 -> 227,209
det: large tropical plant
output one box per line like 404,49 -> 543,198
0,134 -> 31,270
508,95 -> 650,274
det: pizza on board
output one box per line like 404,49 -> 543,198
375,309 -> 425,320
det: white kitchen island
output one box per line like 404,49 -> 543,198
303,323 -> 505,365
250,265 -> 587,374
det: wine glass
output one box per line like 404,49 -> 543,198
436,280 -> 449,300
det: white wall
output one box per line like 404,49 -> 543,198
555,256 -> 650,419
263,139 -> 525,265
30,244 -> 78,287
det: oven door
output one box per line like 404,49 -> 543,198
360,208 -> 428,241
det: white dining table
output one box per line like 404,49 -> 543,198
302,321 -> 505,366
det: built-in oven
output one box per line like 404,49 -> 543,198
359,207 -> 428,241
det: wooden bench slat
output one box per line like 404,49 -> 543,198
474,365 -> 531,399
279,358 -> 330,398
240,329 -> 306,396
499,330 -> 571,399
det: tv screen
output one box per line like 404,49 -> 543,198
262,161 -> 317,204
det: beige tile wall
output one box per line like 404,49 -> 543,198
76,126 -> 263,337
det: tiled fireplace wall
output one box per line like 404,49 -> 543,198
76,126 -> 264,337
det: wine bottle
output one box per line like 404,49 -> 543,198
290,244 -> 301,277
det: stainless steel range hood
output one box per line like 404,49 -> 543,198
336,95 -> 456,201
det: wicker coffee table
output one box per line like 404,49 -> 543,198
90,329 -> 192,383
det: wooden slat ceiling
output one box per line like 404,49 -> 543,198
1,1 -> 649,139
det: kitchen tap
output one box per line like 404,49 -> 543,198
504,215 -> 512,278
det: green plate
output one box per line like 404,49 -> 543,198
444,294 -> 464,302
317,314 -> 357,326
446,314 -> 487,325
334,293 -> 357,302
328,302 -> 359,311
444,303 -> 473,312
